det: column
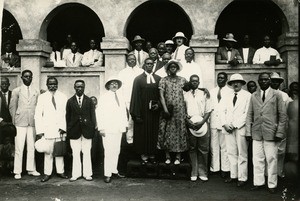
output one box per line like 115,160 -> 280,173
190,35 -> 219,89
16,39 -> 52,90
277,32 -> 299,85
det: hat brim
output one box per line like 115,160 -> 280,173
189,115 -> 208,137
271,78 -> 284,83
132,38 -> 145,43
172,36 -> 187,41
223,38 -> 237,42
105,79 -> 122,90
228,79 -> 246,86
164,60 -> 183,73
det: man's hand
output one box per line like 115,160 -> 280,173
185,118 -> 194,129
194,122 -> 204,131
99,130 -> 105,137
151,104 -> 159,111
245,136 -> 252,141
59,129 -> 66,135
229,58 -> 239,66
163,111 -> 171,119
223,124 -> 233,133
274,136 -> 283,142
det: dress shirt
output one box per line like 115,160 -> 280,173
2,91 -> 8,104
178,60 -> 203,88
184,89 -> 212,117
173,45 -> 189,62
260,87 -> 270,100
242,48 -> 249,64
118,65 -> 143,107
76,95 -> 84,107
227,49 -> 232,61
253,46 -> 282,64
65,52 -> 83,67
62,49 -> 71,60
81,49 -> 103,67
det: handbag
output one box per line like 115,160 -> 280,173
53,135 -> 67,157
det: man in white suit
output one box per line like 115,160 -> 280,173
221,74 -> 251,187
65,41 -> 83,67
209,72 -> 231,178
81,39 -> 103,67
10,70 -> 40,179
35,77 -> 69,182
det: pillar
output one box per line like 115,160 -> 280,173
16,39 -> 51,90
190,35 -> 219,89
277,32 -> 299,86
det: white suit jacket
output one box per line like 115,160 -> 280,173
221,89 -> 251,134
172,45 -> 189,62
209,85 -> 232,129
65,52 -> 83,67
34,90 -> 67,139
96,90 -> 128,134
81,49 -> 103,67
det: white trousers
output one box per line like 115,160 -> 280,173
253,140 -> 278,188
225,127 -> 248,181
70,136 -> 92,178
210,128 -> 229,172
102,132 -> 122,177
277,138 -> 286,177
44,138 -> 64,175
14,126 -> 36,174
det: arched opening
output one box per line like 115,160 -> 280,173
42,3 -> 105,53
1,9 -> 23,54
125,0 -> 193,49
215,0 -> 289,49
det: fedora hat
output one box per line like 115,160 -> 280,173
132,35 -> 145,44
189,115 -> 208,137
172,32 -> 187,41
164,59 -> 183,72
35,137 -> 51,154
165,40 -> 174,45
223,33 -> 237,42
105,76 -> 122,90
270,72 -> 284,83
228,73 -> 246,85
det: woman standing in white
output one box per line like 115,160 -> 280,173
96,76 -> 128,183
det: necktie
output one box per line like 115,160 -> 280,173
262,90 -> 265,102
138,51 -> 141,66
192,90 -> 195,98
7,53 -> 10,59
73,54 -> 76,63
114,92 -> 120,106
52,94 -> 56,110
233,93 -> 237,106
174,47 -> 179,59
217,87 -> 222,103
54,52 -> 57,61
78,96 -> 81,107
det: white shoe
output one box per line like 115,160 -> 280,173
84,176 -> 93,181
28,171 -> 41,176
14,174 -> 21,180
199,176 -> 208,181
190,176 -> 197,181
174,159 -> 180,165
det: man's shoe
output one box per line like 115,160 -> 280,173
224,177 -> 237,183
237,181 -> 247,187
57,173 -> 68,179
84,176 -> 93,181
117,173 -> 126,178
221,171 -> 229,178
174,159 -> 180,165
41,175 -> 50,182
250,185 -> 264,191
14,174 -> 21,180
199,176 -> 208,182
69,177 -> 79,182
190,176 -> 197,182
268,187 -> 277,194
104,176 -> 111,183
28,171 -> 40,176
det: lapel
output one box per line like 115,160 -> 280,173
254,91 -> 263,105
263,88 -> 274,105
71,95 -> 81,114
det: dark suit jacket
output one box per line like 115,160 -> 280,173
0,91 -> 12,122
153,60 -> 164,73
238,47 -> 256,64
66,95 -> 96,140
216,47 -> 243,64
1,54 -> 20,67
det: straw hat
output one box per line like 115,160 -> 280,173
228,73 -> 246,85
164,59 -> 183,72
165,40 -> 174,45
131,35 -> 145,43
35,137 -> 51,154
105,76 -> 122,90
189,115 -> 208,137
223,33 -> 237,42
172,32 -> 187,41
270,72 -> 284,83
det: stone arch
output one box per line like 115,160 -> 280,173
1,9 -> 23,53
124,0 -> 194,49
39,2 -> 105,53
215,0 -> 289,49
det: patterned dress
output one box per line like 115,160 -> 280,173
157,76 -> 188,152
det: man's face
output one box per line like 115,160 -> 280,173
47,79 -> 58,92
225,41 -> 234,49
144,59 -> 154,73
148,48 -> 158,60
157,44 -> 166,56
145,42 -> 152,51
71,42 -> 78,53
232,81 -> 243,92
0,79 -> 10,92
52,42 -> 58,51
91,97 -> 97,106
217,74 -> 227,87
243,35 -> 250,46
175,38 -> 184,46
127,55 -> 137,67
74,82 -> 85,96
134,41 -> 143,51
185,49 -> 194,62
108,81 -> 119,92
166,44 -> 173,54
270,79 -> 282,90
5,44 -> 12,53
21,72 -> 33,86
258,73 -> 271,90
247,82 -> 257,94
162,54 -> 171,65
190,76 -> 199,90
66,35 -> 72,43
263,36 -> 271,48
90,40 -> 96,50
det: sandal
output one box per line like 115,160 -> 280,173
165,158 -> 171,165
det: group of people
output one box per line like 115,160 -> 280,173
0,32 -> 298,195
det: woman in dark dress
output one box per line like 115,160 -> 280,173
130,58 -> 161,164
